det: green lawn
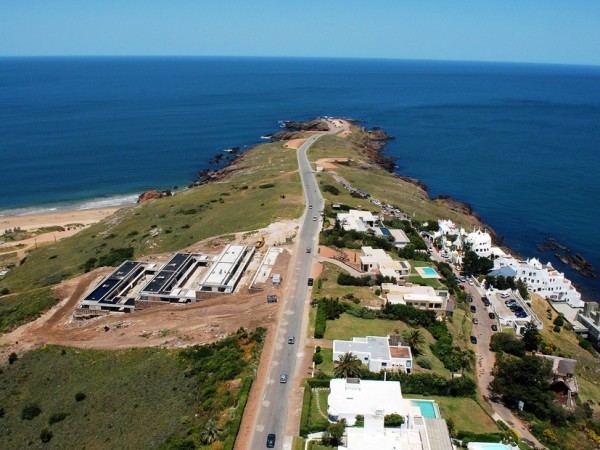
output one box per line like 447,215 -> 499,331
318,262 -> 381,306
309,388 -> 330,424
323,314 -> 451,376
318,347 -> 334,375
406,395 -> 499,435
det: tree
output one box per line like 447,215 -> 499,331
75,392 -> 86,402
403,329 -> 425,355
384,413 -> 405,427
490,355 -> 553,419
461,249 -> 493,276
40,428 -> 53,443
8,352 -> 17,365
199,419 -> 222,445
334,352 -> 363,379
522,322 -> 542,352
322,419 -> 346,446
516,279 -> 529,300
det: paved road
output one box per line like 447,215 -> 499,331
248,122 -> 343,450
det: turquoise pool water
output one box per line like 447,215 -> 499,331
469,444 -> 510,450
411,400 -> 438,418
422,267 -> 438,276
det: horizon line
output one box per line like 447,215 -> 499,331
0,54 -> 599,69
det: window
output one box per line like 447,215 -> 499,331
381,362 -> 387,367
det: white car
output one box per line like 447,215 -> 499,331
468,280 -> 474,286
312,216 -> 317,221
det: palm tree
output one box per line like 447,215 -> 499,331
403,329 -> 425,355
199,419 -> 222,445
334,352 -> 363,378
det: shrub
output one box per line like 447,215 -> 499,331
21,403 -> 41,420
416,356 -> 432,370
8,352 -> 17,365
75,392 -> 86,402
384,413 -> 405,427
553,315 -> 565,327
258,183 -> 275,189
354,414 -> 364,426
578,338 -> 597,354
553,325 -> 561,333
313,353 -> 323,365
40,428 -> 53,443
0,288 -> 10,296
322,184 -> 340,195
48,412 -> 68,425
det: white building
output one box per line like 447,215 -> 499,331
327,379 -> 413,425
337,210 -> 377,232
360,246 -> 410,279
374,227 -> 411,248
381,283 -> 449,317
330,379 -> 453,450
492,256 -> 583,307
333,336 -> 412,373
464,229 -> 492,257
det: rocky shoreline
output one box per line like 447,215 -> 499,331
136,118 -> 495,242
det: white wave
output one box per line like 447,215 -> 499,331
77,194 -> 139,210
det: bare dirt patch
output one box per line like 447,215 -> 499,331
314,157 -> 349,170
284,138 -> 307,149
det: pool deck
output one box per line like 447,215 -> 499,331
415,266 -> 442,279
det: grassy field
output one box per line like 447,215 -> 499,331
0,328 -> 264,450
0,288 -> 58,334
0,140 -> 303,295
307,129 -> 480,228
323,314 -> 451,377
0,345 -> 196,449
406,395 -> 499,435
310,388 -> 329,425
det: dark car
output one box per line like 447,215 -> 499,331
470,335 -> 478,344
489,312 -> 496,319
266,433 -> 276,448
308,278 -> 314,286
266,295 -> 277,303
306,247 -> 311,253
470,305 -> 477,313
491,324 -> 498,331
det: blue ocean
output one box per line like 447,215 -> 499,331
1,57 -> 599,300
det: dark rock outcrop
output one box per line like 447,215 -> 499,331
137,189 -> 172,204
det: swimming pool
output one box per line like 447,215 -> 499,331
467,444 -> 510,450
422,267 -> 438,276
410,400 -> 439,418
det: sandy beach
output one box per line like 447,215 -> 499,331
0,207 -> 121,232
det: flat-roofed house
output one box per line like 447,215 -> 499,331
333,335 -> 412,373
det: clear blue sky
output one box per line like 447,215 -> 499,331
1,0 -> 599,65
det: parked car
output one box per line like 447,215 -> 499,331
473,318 -> 479,325
308,278 -> 314,286
489,312 -> 496,319
459,285 -> 465,291
266,433 -> 276,448
468,280 -> 474,286
279,374 -> 288,383
267,295 -> 277,303
470,305 -> 477,313
491,325 -> 498,331
470,336 -> 478,344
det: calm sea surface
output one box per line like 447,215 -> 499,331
1,57 -> 599,300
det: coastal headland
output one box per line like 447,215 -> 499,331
0,118 -> 598,450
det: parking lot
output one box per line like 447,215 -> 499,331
488,291 -> 529,323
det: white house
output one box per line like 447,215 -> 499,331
327,378 -> 414,425
464,229 -> 492,257
359,246 -> 410,279
337,209 -> 377,232
381,283 -> 449,317
374,227 -> 410,248
329,379 -> 453,450
492,256 -> 584,307
333,336 -> 413,373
